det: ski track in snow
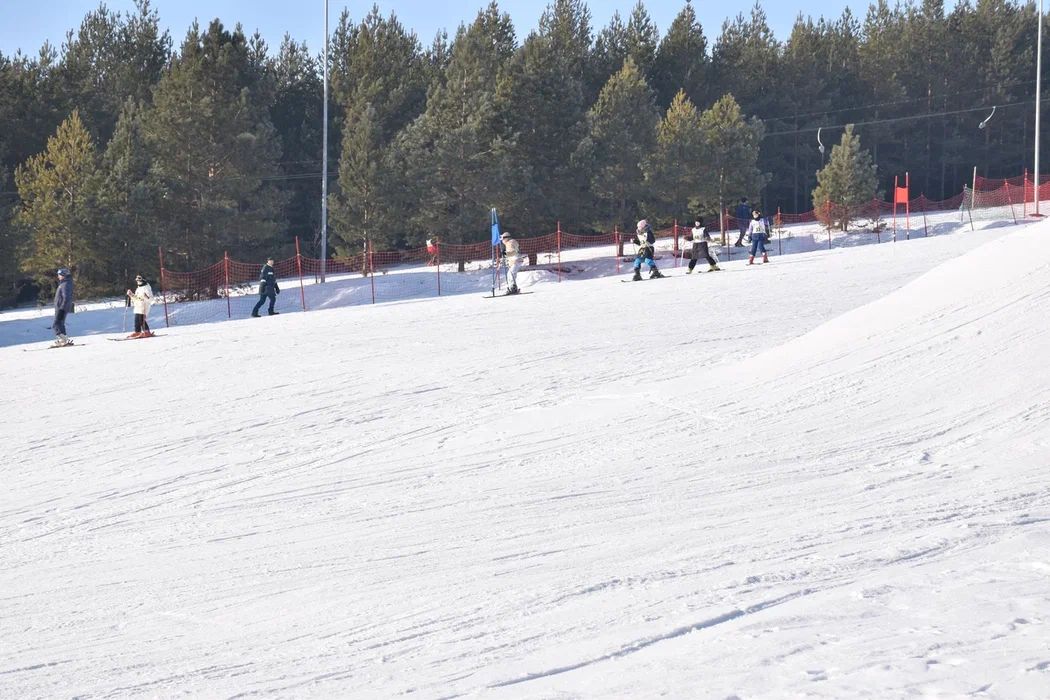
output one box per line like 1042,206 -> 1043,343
2,219 -> 1050,698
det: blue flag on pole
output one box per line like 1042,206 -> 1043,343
490,208 -> 501,246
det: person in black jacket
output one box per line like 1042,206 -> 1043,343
51,267 -> 75,346
251,257 -> 280,317
733,197 -> 752,247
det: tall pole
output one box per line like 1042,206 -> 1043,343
319,0 -> 327,279
1036,0 -> 1043,216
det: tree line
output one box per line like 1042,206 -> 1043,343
0,0 -> 1045,296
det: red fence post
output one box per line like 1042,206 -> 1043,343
776,207 -> 783,256
557,221 -> 562,283
436,240 -> 442,296
369,240 -> 376,305
673,219 -> 679,268
295,236 -> 307,311
223,251 -> 231,319
826,199 -> 832,250
158,246 -> 170,328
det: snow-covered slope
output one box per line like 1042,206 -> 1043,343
1,219 -> 1048,698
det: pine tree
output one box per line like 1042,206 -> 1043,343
574,57 -> 659,230
644,90 -> 706,221
330,103 -> 395,255
697,93 -> 767,242
495,0 -> 591,233
399,3 -> 517,246
141,21 -> 285,270
98,99 -> 156,284
652,2 -> 709,109
15,110 -> 112,293
812,124 -> 879,231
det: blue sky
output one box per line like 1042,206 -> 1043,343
0,1 -> 883,57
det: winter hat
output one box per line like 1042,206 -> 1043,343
500,232 -> 511,240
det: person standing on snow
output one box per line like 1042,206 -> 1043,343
630,219 -> 664,281
747,209 -> 771,265
500,231 -> 523,295
686,217 -> 720,273
126,274 -> 154,338
51,267 -> 75,347
251,256 -> 280,317
733,197 -> 752,247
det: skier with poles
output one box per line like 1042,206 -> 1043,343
125,274 -> 154,338
747,209 -> 771,265
685,217 -> 720,273
629,219 -> 664,281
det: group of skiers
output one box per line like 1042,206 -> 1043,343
49,205 -> 771,343
49,270 -> 155,347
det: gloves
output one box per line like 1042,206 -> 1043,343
275,284 -> 280,295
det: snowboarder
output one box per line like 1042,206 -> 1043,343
500,231 -> 523,295
734,197 -> 752,247
125,274 -> 154,338
251,257 -> 280,316
747,209 -> 771,265
630,219 -> 664,281
51,268 -> 75,347
686,217 -> 720,273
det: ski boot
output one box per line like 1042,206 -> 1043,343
632,269 -> 643,281
709,264 -> 721,272
762,253 -> 769,263
748,256 -> 755,265
649,268 -> 664,279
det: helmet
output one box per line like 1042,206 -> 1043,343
56,268 -> 71,277
500,231 -> 511,240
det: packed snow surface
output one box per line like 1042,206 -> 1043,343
2,217 -> 1049,698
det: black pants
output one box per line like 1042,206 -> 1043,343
53,309 -> 67,336
688,242 -> 718,270
134,313 -> 150,333
252,291 -> 276,315
734,226 -> 747,245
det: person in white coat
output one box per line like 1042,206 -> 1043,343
747,210 -> 771,265
126,274 -> 154,338
501,231 -> 523,295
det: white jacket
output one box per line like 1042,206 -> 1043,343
129,283 -> 153,315
503,238 -> 521,265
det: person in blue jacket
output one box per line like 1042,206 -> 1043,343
733,197 -> 752,247
251,257 -> 280,317
51,267 -> 75,347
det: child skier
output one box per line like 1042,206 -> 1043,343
630,219 -> 664,280
126,274 -> 154,338
747,209 -> 771,264
686,217 -> 720,273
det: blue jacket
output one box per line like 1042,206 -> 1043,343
735,201 -> 752,223
54,278 -> 74,313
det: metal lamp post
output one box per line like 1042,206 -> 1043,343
1035,0 -> 1043,216
320,0 -> 329,280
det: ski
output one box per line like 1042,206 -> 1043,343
482,291 -> 535,298
23,342 -> 82,352
108,334 -> 162,342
